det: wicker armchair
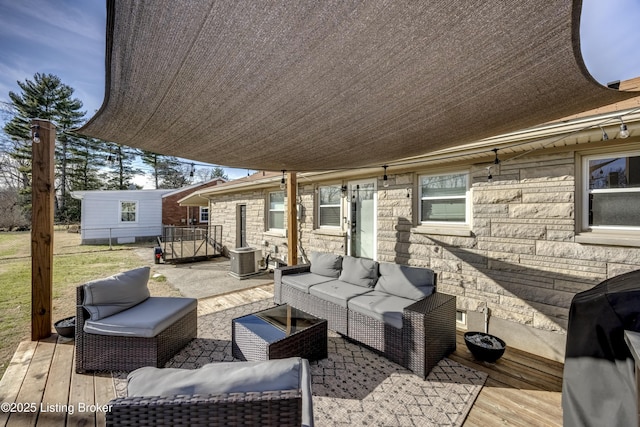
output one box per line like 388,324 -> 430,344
75,267 -> 197,373
107,357 -> 314,427
106,390 -> 304,427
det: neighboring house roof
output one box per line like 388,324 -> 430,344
77,1 -> 638,171
161,177 -> 227,198
71,189 -> 174,199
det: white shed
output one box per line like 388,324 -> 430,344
71,189 -> 173,245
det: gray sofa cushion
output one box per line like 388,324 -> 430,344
128,357 -> 314,427
281,272 -> 336,293
83,297 -> 196,338
339,256 -> 379,288
310,252 -> 343,278
375,263 -> 435,301
83,267 -> 151,320
348,290 -> 416,329
309,280 -> 373,308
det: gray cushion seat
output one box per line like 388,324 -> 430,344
309,280 -> 373,308
347,291 -> 416,329
281,272 -> 336,293
84,297 -> 197,337
127,357 -> 314,427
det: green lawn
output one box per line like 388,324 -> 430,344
0,229 -> 175,379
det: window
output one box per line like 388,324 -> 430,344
120,201 -> 137,222
583,152 -> 640,229
199,207 -> 209,223
318,185 -> 342,228
268,191 -> 285,230
419,172 -> 468,223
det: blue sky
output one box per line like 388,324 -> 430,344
1,0 -> 640,182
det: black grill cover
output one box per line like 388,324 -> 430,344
562,269 -> 640,427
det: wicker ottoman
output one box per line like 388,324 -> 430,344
232,304 -> 328,362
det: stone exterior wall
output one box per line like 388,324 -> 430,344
208,149 -> 640,361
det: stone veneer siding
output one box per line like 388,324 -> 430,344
209,150 -> 640,361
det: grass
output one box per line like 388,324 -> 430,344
0,229 -> 179,379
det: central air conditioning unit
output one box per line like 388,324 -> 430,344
229,247 -> 261,279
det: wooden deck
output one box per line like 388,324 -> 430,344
0,284 -> 563,426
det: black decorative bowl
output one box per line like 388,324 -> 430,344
54,316 -> 76,338
464,331 -> 506,362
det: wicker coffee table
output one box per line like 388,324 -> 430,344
232,304 -> 328,362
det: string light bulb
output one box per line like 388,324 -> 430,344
189,163 -> 195,177
280,170 -> 286,190
383,165 -> 389,188
31,124 -> 40,143
619,117 -> 630,138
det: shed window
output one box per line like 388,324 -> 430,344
318,185 -> 342,228
419,172 -> 468,223
584,152 -> 640,229
120,201 -> 137,222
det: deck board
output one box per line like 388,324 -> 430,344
1,284 -> 564,427
39,339 -> 74,426
0,341 -> 37,426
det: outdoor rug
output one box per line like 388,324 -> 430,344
114,299 -> 487,426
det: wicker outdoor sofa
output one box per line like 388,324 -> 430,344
75,267 -> 197,373
275,252 -> 456,378
106,357 -> 314,427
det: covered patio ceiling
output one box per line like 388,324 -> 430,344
78,0 -> 637,171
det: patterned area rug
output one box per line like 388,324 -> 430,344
114,300 -> 486,426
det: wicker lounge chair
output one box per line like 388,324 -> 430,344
107,357 -> 314,427
75,267 -> 197,373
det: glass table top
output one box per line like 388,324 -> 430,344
234,304 -> 324,343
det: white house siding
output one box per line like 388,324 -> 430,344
207,149 -> 640,362
74,190 -> 170,244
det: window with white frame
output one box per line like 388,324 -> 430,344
318,185 -> 342,228
583,151 -> 640,229
120,201 -> 137,222
419,172 -> 468,223
199,207 -> 209,223
268,191 -> 285,230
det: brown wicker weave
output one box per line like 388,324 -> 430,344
106,390 -> 303,427
275,265 -> 456,378
75,286 -> 197,373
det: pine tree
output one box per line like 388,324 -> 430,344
102,143 -> 142,190
3,73 -> 86,222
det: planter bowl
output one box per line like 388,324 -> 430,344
54,316 -> 76,339
464,331 -> 506,362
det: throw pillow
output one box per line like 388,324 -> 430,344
83,266 -> 151,320
375,262 -> 435,300
310,252 -> 343,278
339,256 -> 379,287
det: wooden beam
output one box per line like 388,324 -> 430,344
31,119 -> 55,340
286,172 -> 298,265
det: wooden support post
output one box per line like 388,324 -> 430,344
31,119 -> 55,340
287,172 -> 298,266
